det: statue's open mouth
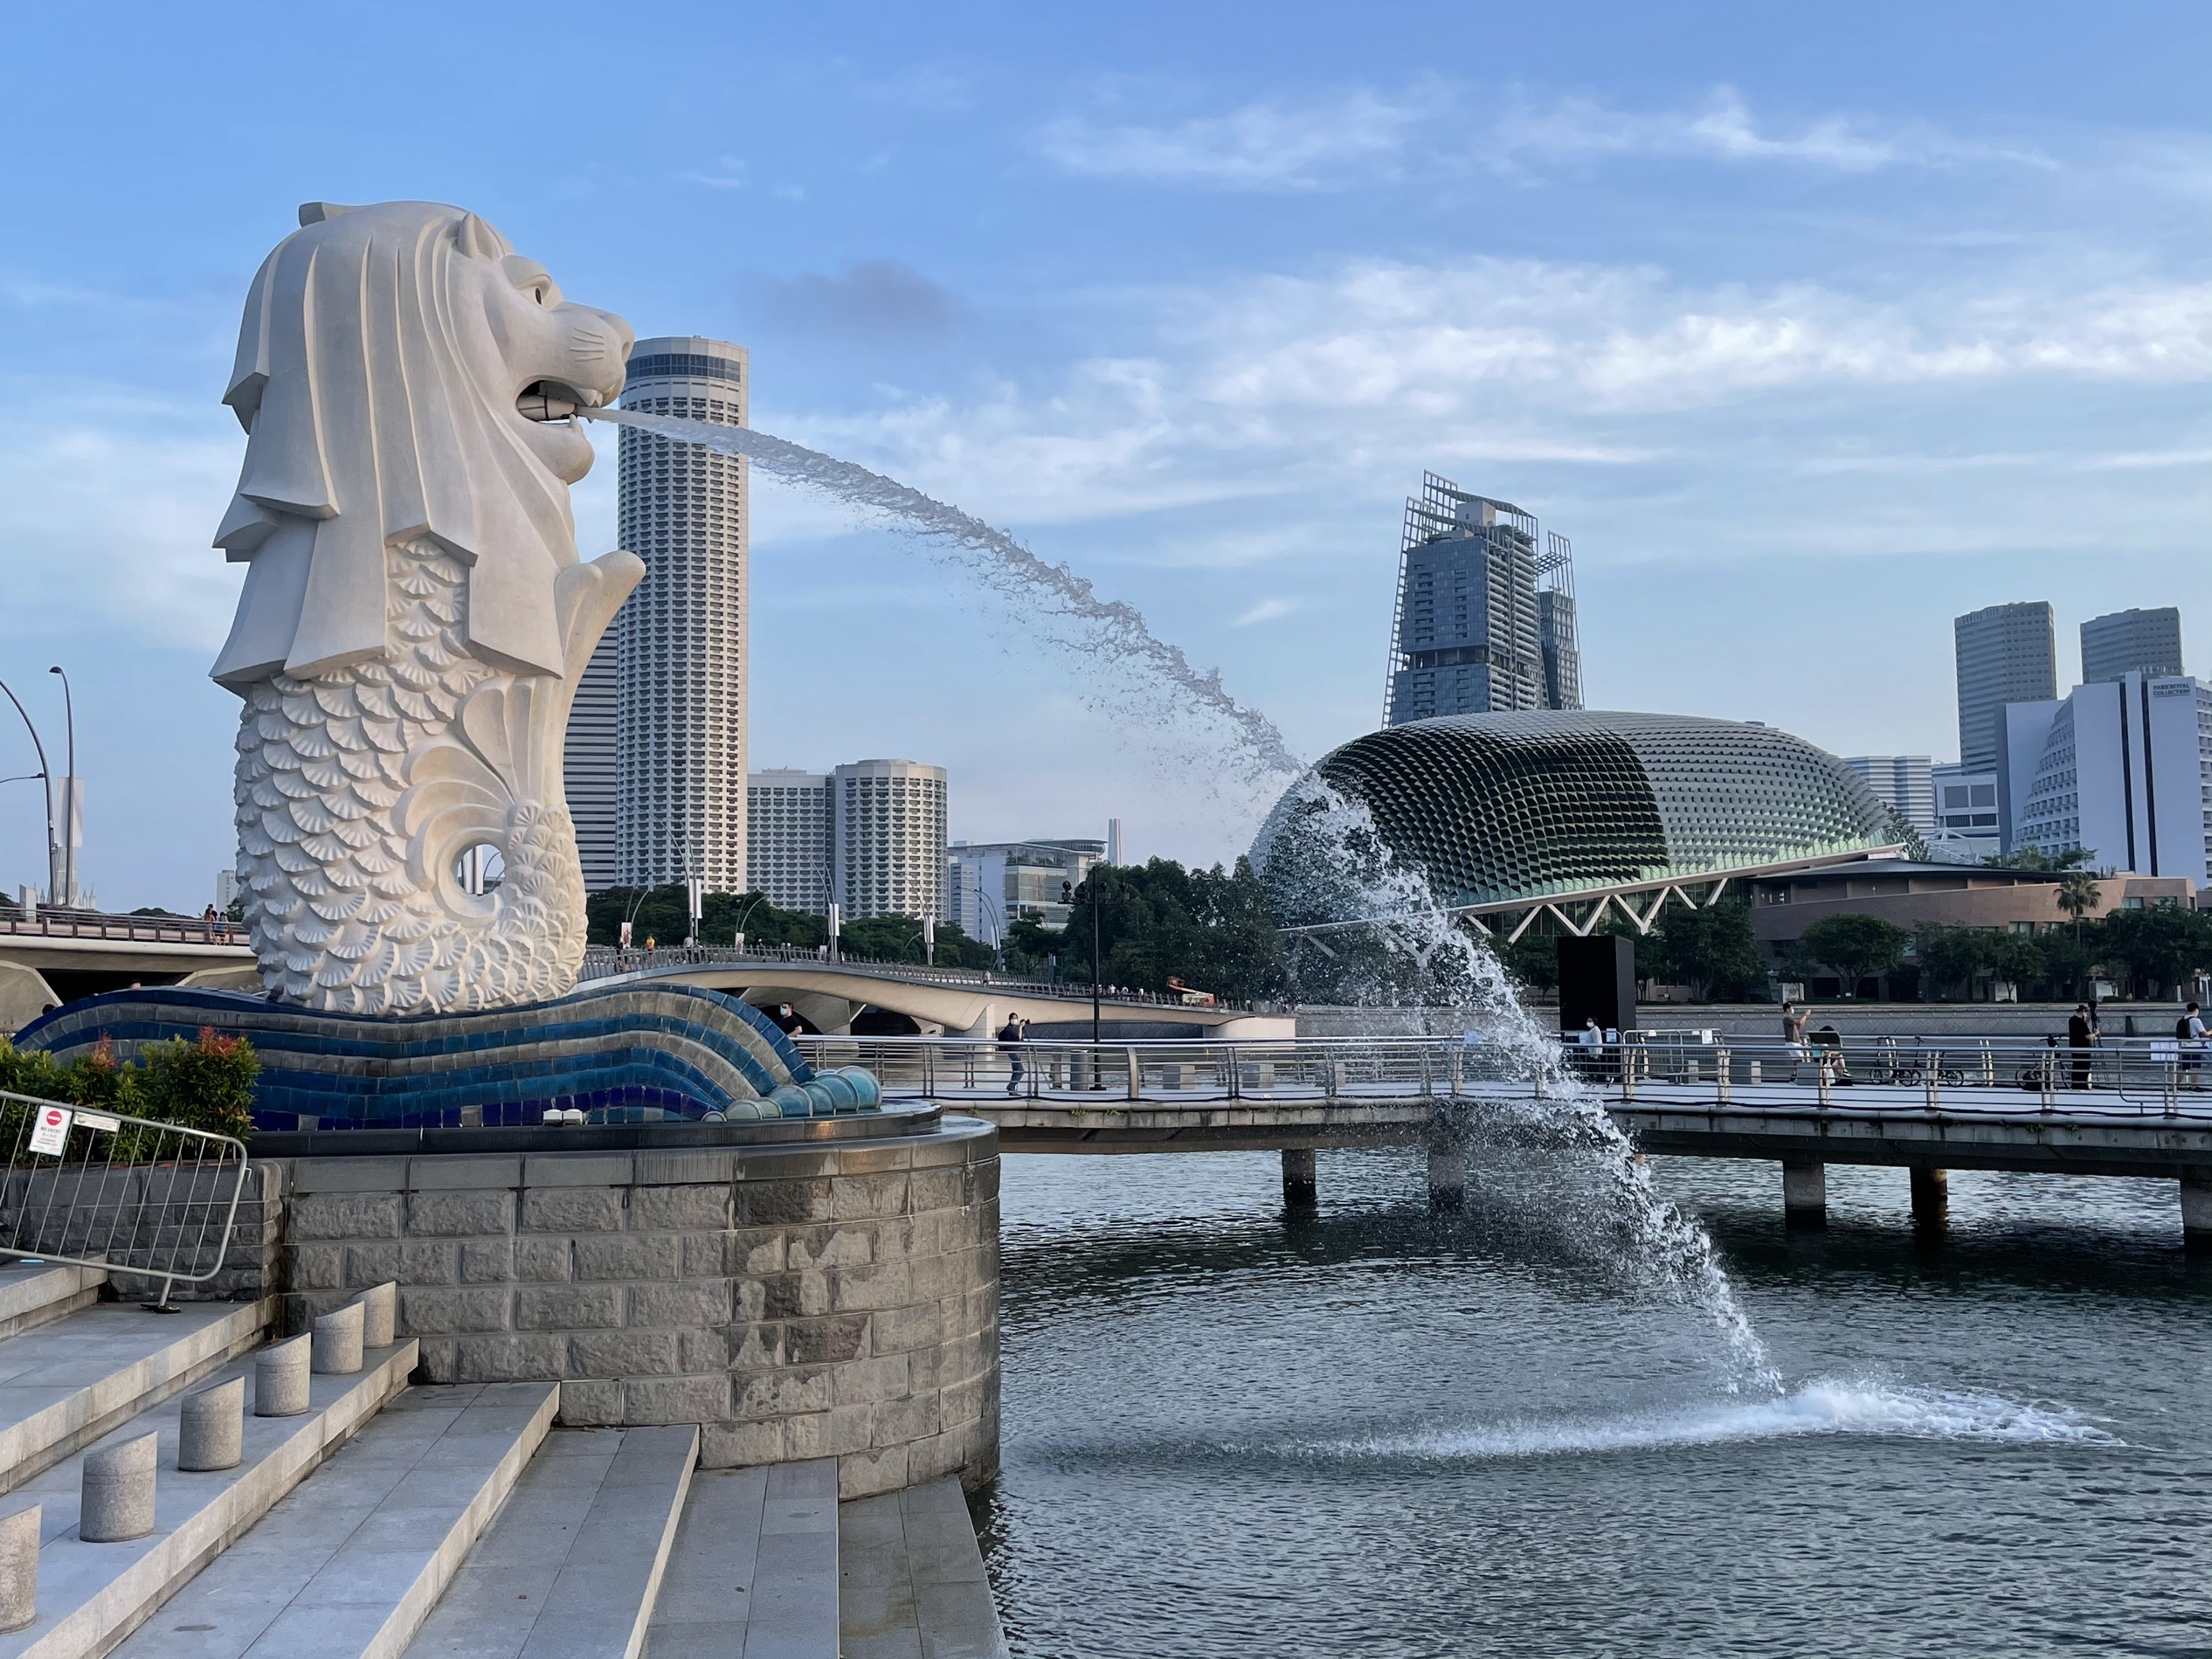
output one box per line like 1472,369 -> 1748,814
515,379 -> 599,422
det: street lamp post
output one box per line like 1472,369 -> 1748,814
46,667 -> 73,909
0,678 -> 55,903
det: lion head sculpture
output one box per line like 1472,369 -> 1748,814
212,200 -> 633,685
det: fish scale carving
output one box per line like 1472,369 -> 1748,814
234,539 -> 587,1013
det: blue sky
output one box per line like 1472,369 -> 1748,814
3,2 -> 2210,906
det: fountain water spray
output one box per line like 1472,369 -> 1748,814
599,405 -> 1776,1392
580,406 -> 1303,780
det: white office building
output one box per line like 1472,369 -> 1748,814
1842,756 -> 1936,837
615,336 -> 750,893
1927,764 -> 2001,863
2005,673 -> 2212,883
834,760 -> 948,921
948,839 -> 1106,944
746,770 -> 831,912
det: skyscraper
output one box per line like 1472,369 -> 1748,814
1953,601 -> 2056,772
616,337 -> 749,892
747,770 -> 831,912
2081,606 -> 2184,685
833,760 -> 948,921
563,638 -> 618,891
1384,474 -> 1580,726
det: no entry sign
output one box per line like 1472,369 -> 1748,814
27,1107 -> 72,1158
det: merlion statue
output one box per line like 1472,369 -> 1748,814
211,201 -> 642,1013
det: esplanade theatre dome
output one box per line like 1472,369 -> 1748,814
1255,710 -> 1896,915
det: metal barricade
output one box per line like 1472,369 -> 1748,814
0,1092 -> 249,1308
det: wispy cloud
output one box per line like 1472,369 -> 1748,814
1038,81 -> 2047,191
1039,84 -> 1441,191
684,156 -> 748,190
1499,86 -> 2051,174
1231,598 -> 1299,626
757,252 -> 2212,538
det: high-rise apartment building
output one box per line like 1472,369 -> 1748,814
1384,474 -> 1581,726
746,770 -> 831,912
1842,756 -> 1936,837
2008,672 -> 2212,883
563,637 -> 619,891
1953,602 -> 2056,773
834,760 -> 948,921
2082,607 -> 2184,685
615,336 -> 749,892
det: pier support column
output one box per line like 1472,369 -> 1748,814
1282,1148 -> 1317,1209
1781,1158 -> 1827,1227
1427,1142 -> 1467,1212
2181,1173 -> 2212,1248
1910,1166 -> 1948,1227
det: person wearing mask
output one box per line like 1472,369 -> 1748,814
998,1012 -> 1028,1096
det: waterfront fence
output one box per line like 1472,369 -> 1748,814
791,1031 -> 2212,1122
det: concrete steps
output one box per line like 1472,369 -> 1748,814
107,1379 -> 556,1659
840,1479 -> 1008,1659
0,1298 -> 271,1496
647,1458 -> 840,1658
400,1422 -> 695,1659
0,1262 -> 106,1344
0,1337 -> 417,1659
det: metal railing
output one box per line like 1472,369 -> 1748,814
580,945 -> 1255,1010
0,1093 -> 250,1307
0,909 -> 249,947
792,1031 -> 2212,1122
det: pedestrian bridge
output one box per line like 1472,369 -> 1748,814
579,948 -> 1296,1040
0,911 -> 256,1030
791,1030 -> 2212,1241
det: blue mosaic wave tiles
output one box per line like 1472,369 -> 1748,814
14,982 -> 886,1131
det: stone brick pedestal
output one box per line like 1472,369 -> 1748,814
265,1115 -> 999,1499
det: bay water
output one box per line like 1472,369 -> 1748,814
980,1148 -> 2208,1658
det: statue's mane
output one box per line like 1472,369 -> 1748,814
211,200 -> 577,685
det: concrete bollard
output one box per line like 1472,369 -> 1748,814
0,1505 -> 37,1632
356,1282 -> 397,1350
312,1302 -> 365,1375
254,1335 -> 311,1417
80,1433 -> 158,1542
178,1378 -> 245,1472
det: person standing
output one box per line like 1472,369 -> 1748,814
2181,1001 -> 2207,1089
999,1012 -> 1028,1096
1781,999 -> 1808,1067
2068,1003 -> 2097,1090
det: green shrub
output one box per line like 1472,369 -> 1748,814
142,1030 -> 258,1139
0,1029 -> 258,1148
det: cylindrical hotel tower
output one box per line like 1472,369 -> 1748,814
615,336 -> 749,892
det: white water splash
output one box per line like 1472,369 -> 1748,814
580,405 -> 1303,782
1288,1379 -> 2120,1462
1260,774 -> 1780,1393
